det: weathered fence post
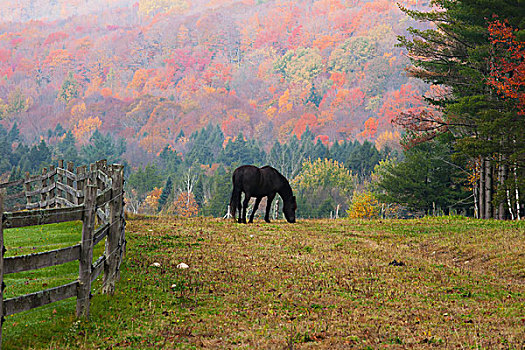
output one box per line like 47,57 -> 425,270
41,168 -> 47,208
103,165 -> 124,294
76,176 -> 97,318
49,165 -> 56,208
24,172 -> 31,209
119,173 -> 127,261
67,162 -> 75,205
77,166 -> 87,205
57,160 -> 64,208
0,189 -> 5,348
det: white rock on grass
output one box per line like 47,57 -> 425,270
177,262 -> 189,269
151,262 -> 161,267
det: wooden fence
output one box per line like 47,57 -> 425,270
0,160 -> 125,348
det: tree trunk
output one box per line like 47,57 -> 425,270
473,185 -> 479,219
513,163 -> 521,220
478,158 -> 485,219
498,162 -> 507,220
484,158 -> 492,219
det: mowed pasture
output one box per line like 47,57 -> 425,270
2,216 -> 524,349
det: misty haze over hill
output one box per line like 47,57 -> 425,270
0,0 -> 428,161
1,0 -> 136,22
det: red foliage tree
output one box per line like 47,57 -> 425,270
488,18 -> 525,115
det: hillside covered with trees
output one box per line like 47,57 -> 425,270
1,0 -> 523,220
1,0 -> 426,155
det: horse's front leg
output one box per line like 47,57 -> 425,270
264,193 -> 276,223
249,197 -> 262,223
241,195 -> 251,224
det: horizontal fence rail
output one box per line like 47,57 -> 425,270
0,159 -> 125,348
2,205 -> 84,229
3,245 -> 81,275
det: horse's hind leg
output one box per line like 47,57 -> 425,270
249,197 -> 262,223
264,193 -> 276,223
230,188 -> 242,222
241,195 -> 250,224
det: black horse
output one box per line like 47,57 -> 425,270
230,165 -> 297,223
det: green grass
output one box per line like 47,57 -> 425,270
1,216 -> 524,349
2,221 -> 105,346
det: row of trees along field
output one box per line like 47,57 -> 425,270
2,120 -> 401,218
125,123 -> 401,218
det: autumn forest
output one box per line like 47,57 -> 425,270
0,0 -> 523,219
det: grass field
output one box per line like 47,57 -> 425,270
2,216 -> 524,349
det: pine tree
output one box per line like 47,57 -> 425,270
202,167 -> 231,217
193,175 -> 205,209
80,130 -> 126,165
158,176 -> 172,211
397,0 -> 525,218
374,136 -> 470,215
57,130 -> 79,164
7,122 -> 20,143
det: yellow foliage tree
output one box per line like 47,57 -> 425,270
143,187 -> 163,214
0,88 -> 31,119
0,99 -> 7,119
278,89 -> 293,113
139,0 -> 189,15
347,191 -> 380,219
292,158 -> 355,216
73,116 -> 102,144
292,158 -> 354,198
70,102 -> 86,125
374,130 -> 401,151
127,69 -> 149,93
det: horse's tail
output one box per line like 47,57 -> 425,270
229,189 -> 238,218
229,171 -> 241,218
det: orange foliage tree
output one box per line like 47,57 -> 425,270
143,187 -> 163,213
170,191 -> 199,217
358,117 -> 378,139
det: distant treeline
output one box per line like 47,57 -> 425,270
1,122 -> 404,218
125,123 -> 399,218
0,123 -> 126,179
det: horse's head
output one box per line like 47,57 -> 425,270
283,196 -> 297,223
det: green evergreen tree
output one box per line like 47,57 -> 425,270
194,175 -> 205,209
346,140 -> 381,178
374,137 -> 470,215
219,133 -> 265,166
159,145 -> 182,174
185,123 -> 224,166
311,138 -> 329,160
127,163 -> 164,200
80,129 -> 126,165
397,0 -> 525,218
7,122 -> 20,143
202,167 -> 231,217
25,139 -> 52,172
158,176 -> 172,211
56,130 -> 80,164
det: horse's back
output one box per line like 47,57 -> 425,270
232,165 -> 260,188
233,165 -> 260,182
233,165 -> 283,196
